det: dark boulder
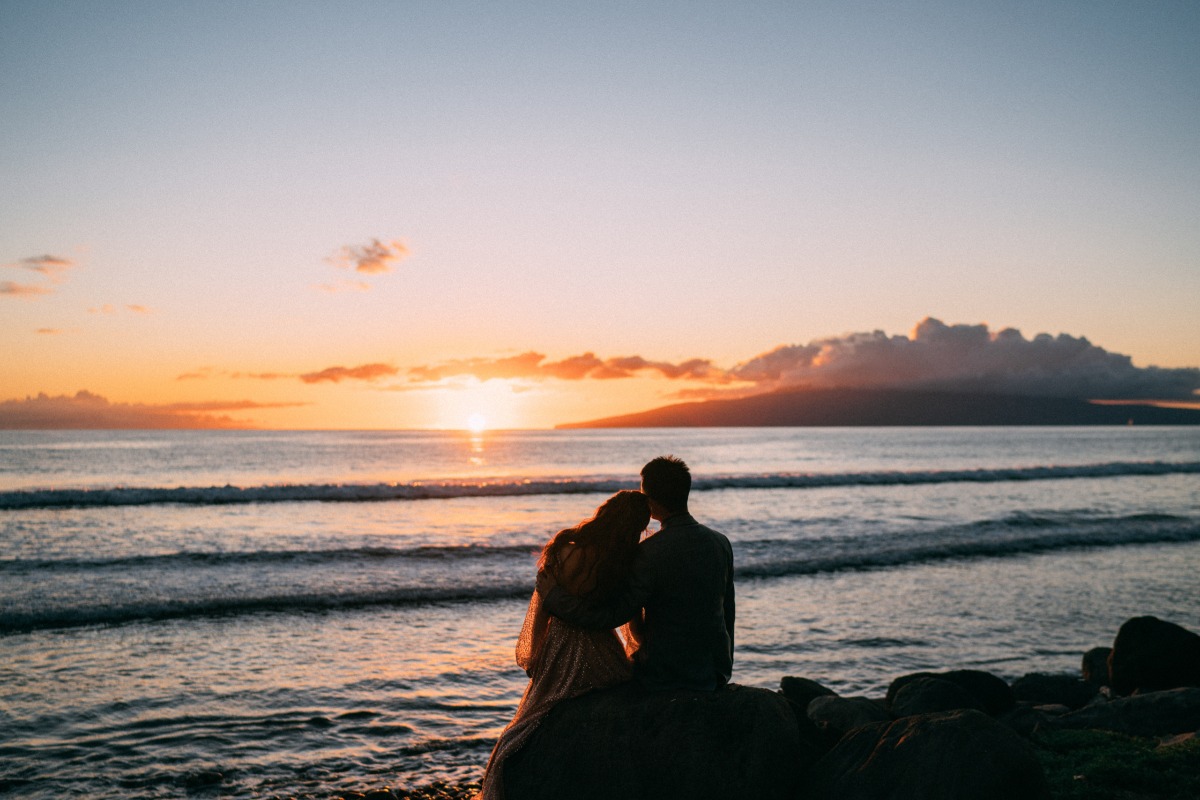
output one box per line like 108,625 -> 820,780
780,675 -> 836,712
891,676 -> 984,717
1046,687 -> 1200,738
504,683 -> 812,800
1081,646 -> 1111,687
1011,673 -> 1098,710
887,669 -> 1015,716
807,695 -> 891,736
806,709 -> 1051,800
1109,616 -> 1200,696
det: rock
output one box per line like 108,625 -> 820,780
363,790 -> 397,800
807,695 -> 891,735
504,682 -> 811,800
1011,673 -> 1098,710
996,704 -> 1049,737
1109,616 -> 1200,696
780,675 -> 836,712
806,709 -> 1051,800
1046,687 -> 1200,738
887,669 -> 1015,716
1081,646 -> 1111,687
891,676 -> 985,717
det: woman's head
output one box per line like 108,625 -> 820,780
541,490 -> 649,598
587,489 -> 651,546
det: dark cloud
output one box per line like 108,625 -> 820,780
0,391 -> 305,429
731,317 -> 1200,399
299,363 -> 400,384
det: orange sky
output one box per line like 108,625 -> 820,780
3,3 -> 1198,429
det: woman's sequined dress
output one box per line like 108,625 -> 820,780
478,567 -> 634,800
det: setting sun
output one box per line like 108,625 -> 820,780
467,413 -> 487,433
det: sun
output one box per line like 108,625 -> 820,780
466,413 -> 488,433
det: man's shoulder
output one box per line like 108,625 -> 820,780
643,517 -> 730,552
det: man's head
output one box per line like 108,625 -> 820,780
640,455 -> 691,520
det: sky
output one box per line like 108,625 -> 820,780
2,0 -> 1198,429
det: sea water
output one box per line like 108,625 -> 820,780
2,427 -> 1198,798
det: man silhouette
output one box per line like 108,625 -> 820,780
537,456 -> 735,691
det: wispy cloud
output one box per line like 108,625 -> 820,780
299,363 -> 400,384
0,391 -> 307,429
328,238 -> 410,275
2,254 -> 76,299
407,352 -> 728,384
35,327 -> 66,335
2,282 -> 54,298
89,304 -> 153,316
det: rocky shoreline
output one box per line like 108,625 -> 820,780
328,615 -> 1200,800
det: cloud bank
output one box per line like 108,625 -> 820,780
403,318 -> 1198,400
0,391 -> 305,429
728,318 -> 1200,400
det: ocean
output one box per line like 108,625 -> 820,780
2,427 -> 1198,798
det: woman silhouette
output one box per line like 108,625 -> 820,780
478,490 -> 649,799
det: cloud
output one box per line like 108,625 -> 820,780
729,317 -> 1200,400
17,254 -> 75,275
2,282 -> 53,297
35,328 -> 65,335
329,238 -> 410,275
0,391 -> 306,429
88,304 -> 152,316
406,352 -> 729,384
3,254 -> 76,299
299,363 -> 400,384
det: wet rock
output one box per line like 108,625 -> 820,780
504,682 -> 810,800
807,695 -> 891,736
887,669 -> 1014,716
1081,646 -> 1112,687
806,709 -> 1050,800
891,676 -> 985,717
1046,687 -> 1200,738
1109,616 -> 1200,696
364,789 -> 398,800
1011,672 -> 1098,710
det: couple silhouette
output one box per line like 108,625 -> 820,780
479,456 -> 736,799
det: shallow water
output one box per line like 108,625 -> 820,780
2,427 -> 1198,798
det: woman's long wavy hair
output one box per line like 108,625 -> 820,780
539,490 -> 649,603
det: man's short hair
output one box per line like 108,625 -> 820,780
640,455 -> 691,511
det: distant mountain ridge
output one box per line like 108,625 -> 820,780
557,387 -> 1200,428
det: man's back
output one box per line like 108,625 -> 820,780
631,513 -> 735,691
